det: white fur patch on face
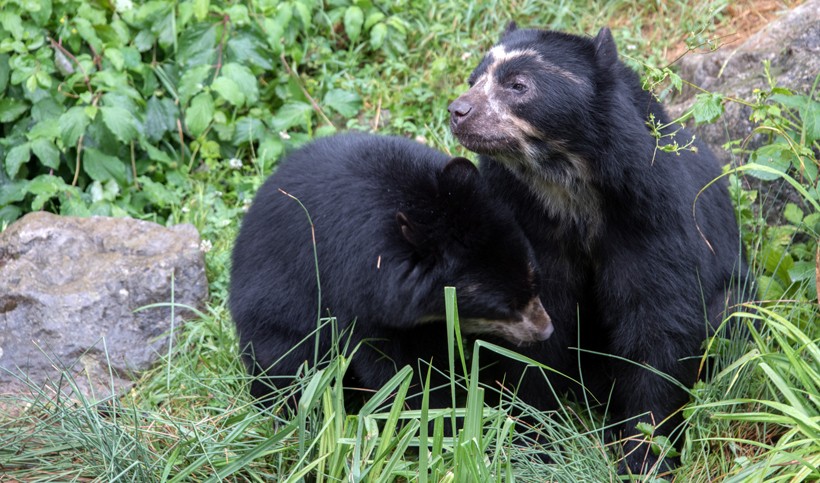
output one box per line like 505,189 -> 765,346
458,296 -> 553,346
486,44 -> 586,85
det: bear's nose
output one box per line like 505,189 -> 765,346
448,98 -> 472,127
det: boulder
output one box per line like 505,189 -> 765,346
668,0 -> 820,221
0,212 -> 208,404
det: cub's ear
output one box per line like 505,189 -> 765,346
397,211 -> 422,247
593,27 -> 618,68
502,21 -> 518,37
440,157 -> 478,185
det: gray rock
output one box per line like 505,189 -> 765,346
668,0 -> 820,221
669,0 -> 819,157
0,212 -> 208,403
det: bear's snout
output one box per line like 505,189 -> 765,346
448,97 -> 473,128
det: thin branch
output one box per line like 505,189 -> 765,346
47,37 -> 93,93
279,53 -> 335,129
213,14 -> 230,81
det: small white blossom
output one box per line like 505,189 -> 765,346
229,158 -> 243,170
181,206 -> 190,213
114,0 -> 133,13
279,130 -> 291,140
199,239 -> 213,253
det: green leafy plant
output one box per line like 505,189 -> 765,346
0,0 -> 412,225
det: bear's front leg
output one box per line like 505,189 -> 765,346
595,239 -> 707,474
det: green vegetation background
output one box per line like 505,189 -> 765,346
0,0 -> 818,481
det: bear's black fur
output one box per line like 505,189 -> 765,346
448,26 -> 749,472
229,133 -> 553,410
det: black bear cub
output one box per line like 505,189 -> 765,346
449,25 -> 749,472
229,133 -> 553,410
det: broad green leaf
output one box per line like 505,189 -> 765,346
178,64 -> 211,105
221,63 -> 258,105
271,101 -> 312,132
769,92 -> 805,110
787,261 -> 815,283
293,1 -> 311,29
370,22 -> 387,50
0,12 -> 23,40
73,17 -> 103,52
227,30 -> 273,70
138,176 -> 180,207
801,99 -> 820,143
178,24 -> 217,69
691,92 -> 724,125
0,180 -> 29,205
186,92 -> 214,137
104,48 -> 125,71
101,106 -> 138,143
83,148 -> 127,183
232,117 -> 266,145
323,88 -> 362,118
5,143 -> 30,178
60,194 -> 91,217
0,54 -> 9,93
211,77 -> 245,107
27,174 -> 66,210
0,98 -> 29,123
257,136 -> 284,166
344,6 -> 364,44
144,96 -> 178,142
31,138 -> 60,170
30,0 -> 52,27
77,2 -> 107,25
0,204 -> 22,223
747,144 -> 794,181
225,4 -> 250,25
193,0 -> 209,20
783,203 -> 804,225
28,118 -> 60,140
263,18 -> 285,53
364,11 -> 386,30
60,106 -> 91,146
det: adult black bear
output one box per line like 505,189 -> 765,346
230,133 -> 553,410
448,25 -> 749,472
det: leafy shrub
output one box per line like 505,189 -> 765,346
0,0 -> 409,224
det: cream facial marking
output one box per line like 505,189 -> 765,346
458,296 -> 553,346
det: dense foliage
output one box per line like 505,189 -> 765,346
0,0 -> 818,481
0,0 -> 411,225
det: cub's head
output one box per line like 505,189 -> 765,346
397,156 -> 553,346
448,24 -> 619,174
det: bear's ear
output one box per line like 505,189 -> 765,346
501,21 -> 518,38
593,27 -> 618,69
440,157 -> 478,185
397,211 -> 423,247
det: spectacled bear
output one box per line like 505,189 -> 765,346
448,25 -> 749,472
229,133 -> 553,410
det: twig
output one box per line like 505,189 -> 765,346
47,37 -> 92,93
279,53 -> 335,129
213,14 -> 230,81
130,140 -> 139,189
72,134 -> 84,186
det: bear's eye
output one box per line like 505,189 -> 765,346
508,81 -> 527,93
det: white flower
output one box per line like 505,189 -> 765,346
114,0 -> 133,13
279,130 -> 291,140
199,239 -> 213,253
229,158 -> 243,169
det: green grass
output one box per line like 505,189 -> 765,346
2,0 -> 820,481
